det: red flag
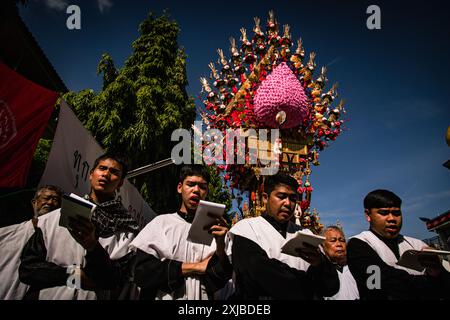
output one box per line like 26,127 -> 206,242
0,63 -> 58,187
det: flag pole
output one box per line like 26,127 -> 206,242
125,158 -> 175,179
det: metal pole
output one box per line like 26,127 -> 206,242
125,158 -> 175,179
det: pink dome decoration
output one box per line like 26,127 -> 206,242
254,62 -> 309,128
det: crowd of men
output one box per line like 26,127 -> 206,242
1,153 -> 449,300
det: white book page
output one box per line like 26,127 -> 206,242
59,193 -> 96,228
187,200 -> 225,246
281,231 -> 325,257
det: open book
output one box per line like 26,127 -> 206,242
397,248 -> 450,272
281,230 -> 326,257
59,193 -> 96,228
187,200 -> 226,246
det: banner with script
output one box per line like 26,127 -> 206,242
39,100 -> 155,228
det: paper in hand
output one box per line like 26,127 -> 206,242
59,193 -> 96,228
187,200 -> 226,245
281,230 -> 325,257
397,248 -> 450,272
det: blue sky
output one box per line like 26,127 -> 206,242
19,0 -> 450,239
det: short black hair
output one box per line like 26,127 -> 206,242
264,173 -> 299,196
92,153 -> 129,178
178,164 -> 210,184
363,189 -> 402,209
33,185 -> 63,201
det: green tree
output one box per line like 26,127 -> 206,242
206,167 -> 232,223
63,12 -> 195,213
62,12 -> 230,213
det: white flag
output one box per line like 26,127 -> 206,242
39,100 -> 155,227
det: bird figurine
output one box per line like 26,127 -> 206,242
290,38 -> 305,70
240,28 -> 256,64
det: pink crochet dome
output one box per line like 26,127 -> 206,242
254,62 -> 309,128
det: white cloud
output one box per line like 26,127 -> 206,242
326,57 -> 342,68
44,0 -> 68,11
378,99 -> 445,130
402,189 -> 450,213
97,0 -> 113,14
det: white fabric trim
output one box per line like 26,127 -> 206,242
351,230 -> 426,275
37,209 -> 135,300
130,213 -> 217,300
0,220 -> 35,299
226,216 -> 311,271
323,266 -> 359,300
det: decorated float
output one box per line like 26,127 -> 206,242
199,11 -> 346,234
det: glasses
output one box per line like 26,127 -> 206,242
40,196 -> 60,202
326,237 -> 346,243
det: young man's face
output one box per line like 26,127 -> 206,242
177,175 -> 208,213
263,183 -> 298,224
365,207 -> 403,239
32,189 -> 61,217
323,229 -> 347,265
89,158 -> 124,198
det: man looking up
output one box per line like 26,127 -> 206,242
131,165 -> 232,300
19,153 -> 140,300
